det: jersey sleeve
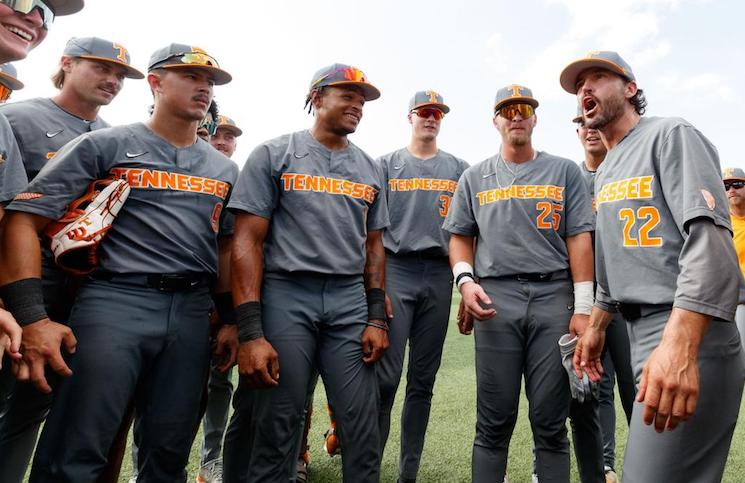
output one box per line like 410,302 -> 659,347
563,162 -> 595,237
658,123 -> 731,234
6,133 -> 104,219
226,144 -> 279,219
0,116 -> 28,204
457,159 -> 470,179
366,161 -> 390,232
442,171 -> 477,236
673,219 -> 741,321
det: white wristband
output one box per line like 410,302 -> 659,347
573,281 -> 594,315
457,275 -> 475,289
453,261 -> 474,279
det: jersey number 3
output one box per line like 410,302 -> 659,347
439,194 -> 452,217
536,202 -> 563,230
618,206 -> 662,247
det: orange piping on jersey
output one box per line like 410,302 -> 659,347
280,173 -> 377,204
476,184 -> 564,206
110,167 -> 230,200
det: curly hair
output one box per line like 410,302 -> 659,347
630,88 -> 647,115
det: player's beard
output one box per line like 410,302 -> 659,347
586,91 -> 626,130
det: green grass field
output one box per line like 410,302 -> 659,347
116,292 -> 745,482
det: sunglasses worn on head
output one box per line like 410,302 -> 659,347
313,67 -> 368,88
179,52 -> 219,68
725,181 -> 745,191
413,108 -> 444,121
1,0 -> 54,29
497,103 -> 535,120
0,84 -> 11,102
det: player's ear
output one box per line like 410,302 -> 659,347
60,56 -> 74,74
407,113 -> 413,125
624,80 -> 638,100
147,72 -> 164,96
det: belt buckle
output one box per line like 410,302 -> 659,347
516,274 -> 529,282
537,272 -> 551,281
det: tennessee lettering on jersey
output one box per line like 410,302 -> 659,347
596,175 -> 654,205
280,172 -> 377,204
476,184 -> 565,206
388,177 -> 458,193
109,167 -> 230,200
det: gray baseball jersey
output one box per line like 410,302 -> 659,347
379,148 -> 469,256
227,130 -> 389,275
7,122 -> 238,274
0,113 -> 26,203
594,117 -> 740,320
443,151 -> 594,277
0,97 -> 109,181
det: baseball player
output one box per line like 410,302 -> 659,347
0,0 -> 83,382
563,51 -> 745,483
377,90 -> 468,482
572,109 -> 635,483
0,43 -> 238,482
209,114 -> 241,158
0,36 -> 142,483
0,0 -> 83,64
723,167 -> 745,345
197,101 -> 219,141
195,113 -> 242,483
444,85 -> 595,483
222,63 -> 389,483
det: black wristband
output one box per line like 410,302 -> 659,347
211,292 -> 236,325
236,301 -> 263,342
455,272 -> 475,287
366,288 -> 387,322
0,278 -> 48,327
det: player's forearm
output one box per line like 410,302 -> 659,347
588,306 -> 614,331
0,212 -> 46,284
448,234 -> 475,267
566,231 -> 594,283
364,230 -> 385,291
231,215 -> 268,304
661,308 -> 712,357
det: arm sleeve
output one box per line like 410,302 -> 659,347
658,123 -> 732,234
594,283 -> 618,313
563,162 -> 595,237
6,133 -> 103,219
442,172 -> 477,236
366,162 -> 390,232
226,144 -> 279,219
673,218 -> 741,321
0,117 -> 27,203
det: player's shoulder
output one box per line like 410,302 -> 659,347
0,97 -> 49,118
376,147 -> 407,165
437,149 -> 469,169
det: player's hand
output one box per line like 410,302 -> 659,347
361,324 -> 389,364
0,309 -> 23,369
573,325 -> 605,383
214,324 -> 239,372
237,337 -> 279,389
569,314 -> 590,337
460,282 -> 496,320
11,357 -> 30,380
637,311 -> 707,433
19,318 -> 76,393
457,298 -> 474,335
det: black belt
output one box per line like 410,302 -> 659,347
496,270 -> 566,282
618,303 -> 671,322
91,271 -> 212,292
385,249 -> 448,261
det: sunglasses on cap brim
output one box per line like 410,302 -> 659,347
1,0 -> 54,29
411,108 -> 445,121
725,181 -> 745,190
496,103 -> 535,120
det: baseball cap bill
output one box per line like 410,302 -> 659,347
572,105 -> 582,124
148,44 -> 231,85
560,51 -> 635,94
0,63 -> 23,90
409,90 -> 450,113
63,37 -> 143,79
308,63 -> 380,102
722,167 -> 745,182
494,84 -> 539,114
216,115 -> 242,137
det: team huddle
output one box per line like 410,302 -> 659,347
0,2 -> 744,483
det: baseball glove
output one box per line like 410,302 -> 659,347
44,178 -> 130,275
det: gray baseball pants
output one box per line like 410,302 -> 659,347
377,253 -> 452,481
224,272 -> 381,483
29,276 -> 212,483
622,306 -> 744,483
471,274 -> 572,483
